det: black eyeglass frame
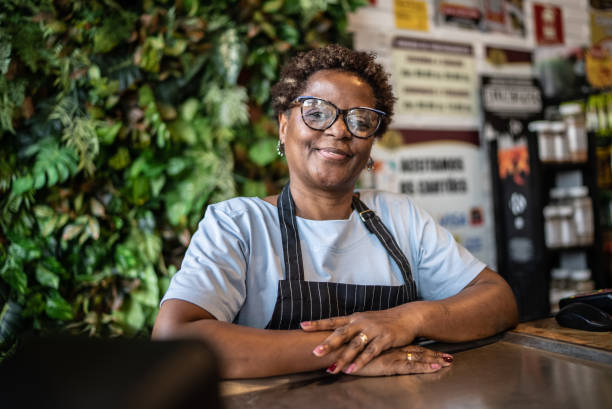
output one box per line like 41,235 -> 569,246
292,96 -> 387,139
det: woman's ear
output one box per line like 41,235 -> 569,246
278,112 -> 288,144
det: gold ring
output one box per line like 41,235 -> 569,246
358,333 -> 368,345
406,352 -> 413,361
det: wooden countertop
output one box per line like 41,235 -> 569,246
512,317 -> 612,351
221,320 -> 612,408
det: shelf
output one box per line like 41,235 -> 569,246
546,244 -> 596,253
540,161 -> 590,172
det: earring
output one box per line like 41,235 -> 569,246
366,157 -> 374,172
276,140 -> 285,157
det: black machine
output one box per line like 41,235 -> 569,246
555,289 -> 612,332
0,335 -> 223,409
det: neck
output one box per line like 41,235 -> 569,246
288,182 -> 355,220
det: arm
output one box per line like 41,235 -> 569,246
152,299 -> 341,379
302,267 -> 518,374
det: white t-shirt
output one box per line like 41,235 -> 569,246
161,190 -> 486,328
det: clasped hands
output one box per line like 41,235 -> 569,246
300,309 -> 453,376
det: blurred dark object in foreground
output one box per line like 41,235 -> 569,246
0,335 -> 222,409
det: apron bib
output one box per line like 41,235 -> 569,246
265,184 -> 417,330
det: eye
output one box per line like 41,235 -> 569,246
348,111 -> 376,131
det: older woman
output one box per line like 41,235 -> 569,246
152,45 -> 518,378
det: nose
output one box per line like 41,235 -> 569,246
326,113 -> 352,139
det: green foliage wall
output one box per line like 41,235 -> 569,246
0,0 -> 366,353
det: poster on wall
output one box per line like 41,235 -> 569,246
391,36 -> 478,128
394,0 -> 429,31
435,0 -> 482,30
367,129 -> 496,268
435,0 -> 525,36
483,45 -> 532,73
533,3 -> 564,45
481,75 -> 542,264
589,8 -> 612,88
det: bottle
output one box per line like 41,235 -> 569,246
529,121 -> 555,163
550,121 -> 568,162
569,269 -> 595,294
566,186 -> 594,245
559,103 -> 587,163
543,205 -> 561,248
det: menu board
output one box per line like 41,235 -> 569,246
367,129 -> 496,268
391,36 -> 478,127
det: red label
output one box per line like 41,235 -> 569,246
533,3 -> 564,45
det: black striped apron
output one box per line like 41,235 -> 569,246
265,184 -> 418,330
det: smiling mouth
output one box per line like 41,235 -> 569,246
315,147 -> 354,160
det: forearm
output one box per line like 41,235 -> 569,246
153,319 -> 337,379
404,268 -> 518,342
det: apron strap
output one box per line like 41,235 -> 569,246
352,195 -> 416,296
278,183 -> 305,281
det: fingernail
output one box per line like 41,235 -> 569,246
443,356 -> 454,363
344,364 -> 356,374
300,321 -> 311,328
313,345 -> 327,356
326,363 -> 337,373
431,363 -> 441,370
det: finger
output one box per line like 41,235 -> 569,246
300,315 -> 351,332
402,347 -> 454,367
313,324 -> 362,357
342,336 -> 389,374
397,359 -> 444,374
325,333 -> 369,374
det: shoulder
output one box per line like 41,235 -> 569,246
356,189 -> 434,232
206,196 -> 275,219
357,190 -> 420,215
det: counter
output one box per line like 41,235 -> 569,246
221,319 -> 612,409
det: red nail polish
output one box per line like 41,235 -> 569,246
443,356 -> 454,363
326,363 -> 337,373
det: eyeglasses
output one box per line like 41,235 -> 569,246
292,96 -> 386,139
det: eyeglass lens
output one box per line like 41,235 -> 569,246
301,98 -> 381,138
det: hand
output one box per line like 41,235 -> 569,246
350,346 -> 453,376
300,308 -> 421,374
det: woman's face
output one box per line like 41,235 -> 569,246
279,70 -> 376,193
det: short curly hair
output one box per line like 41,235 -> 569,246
270,44 -> 395,137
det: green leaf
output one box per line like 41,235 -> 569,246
62,223 -> 85,241
214,27 -> 246,85
23,293 -> 45,318
179,98 -> 199,121
248,138 -> 278,166
11,175 -> 33,196
96,122 -> 122,145
45,291 -> 73,321
263,0 -> 284,13
0,263 -> 27,296
242,180 -> 267,197
131,266 -> 159,308
35,265 -> 60,289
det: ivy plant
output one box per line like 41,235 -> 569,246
0,0 -> 366,356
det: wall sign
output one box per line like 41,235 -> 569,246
533,3 -> 565,45
368,129 -> 495,267
394,0 -> 429,31
391,36 -> 478,127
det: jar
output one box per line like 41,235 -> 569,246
566,186 -> 594,245
543,205 -> 561,248
558,205 -> 576,247
550,121 -> 569,162
550,268 -> 570,290
559,103 -> 588,162
529,121 -> 555,163
570,269 -> 595,293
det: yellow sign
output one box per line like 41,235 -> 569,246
394,0 -> 429,32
